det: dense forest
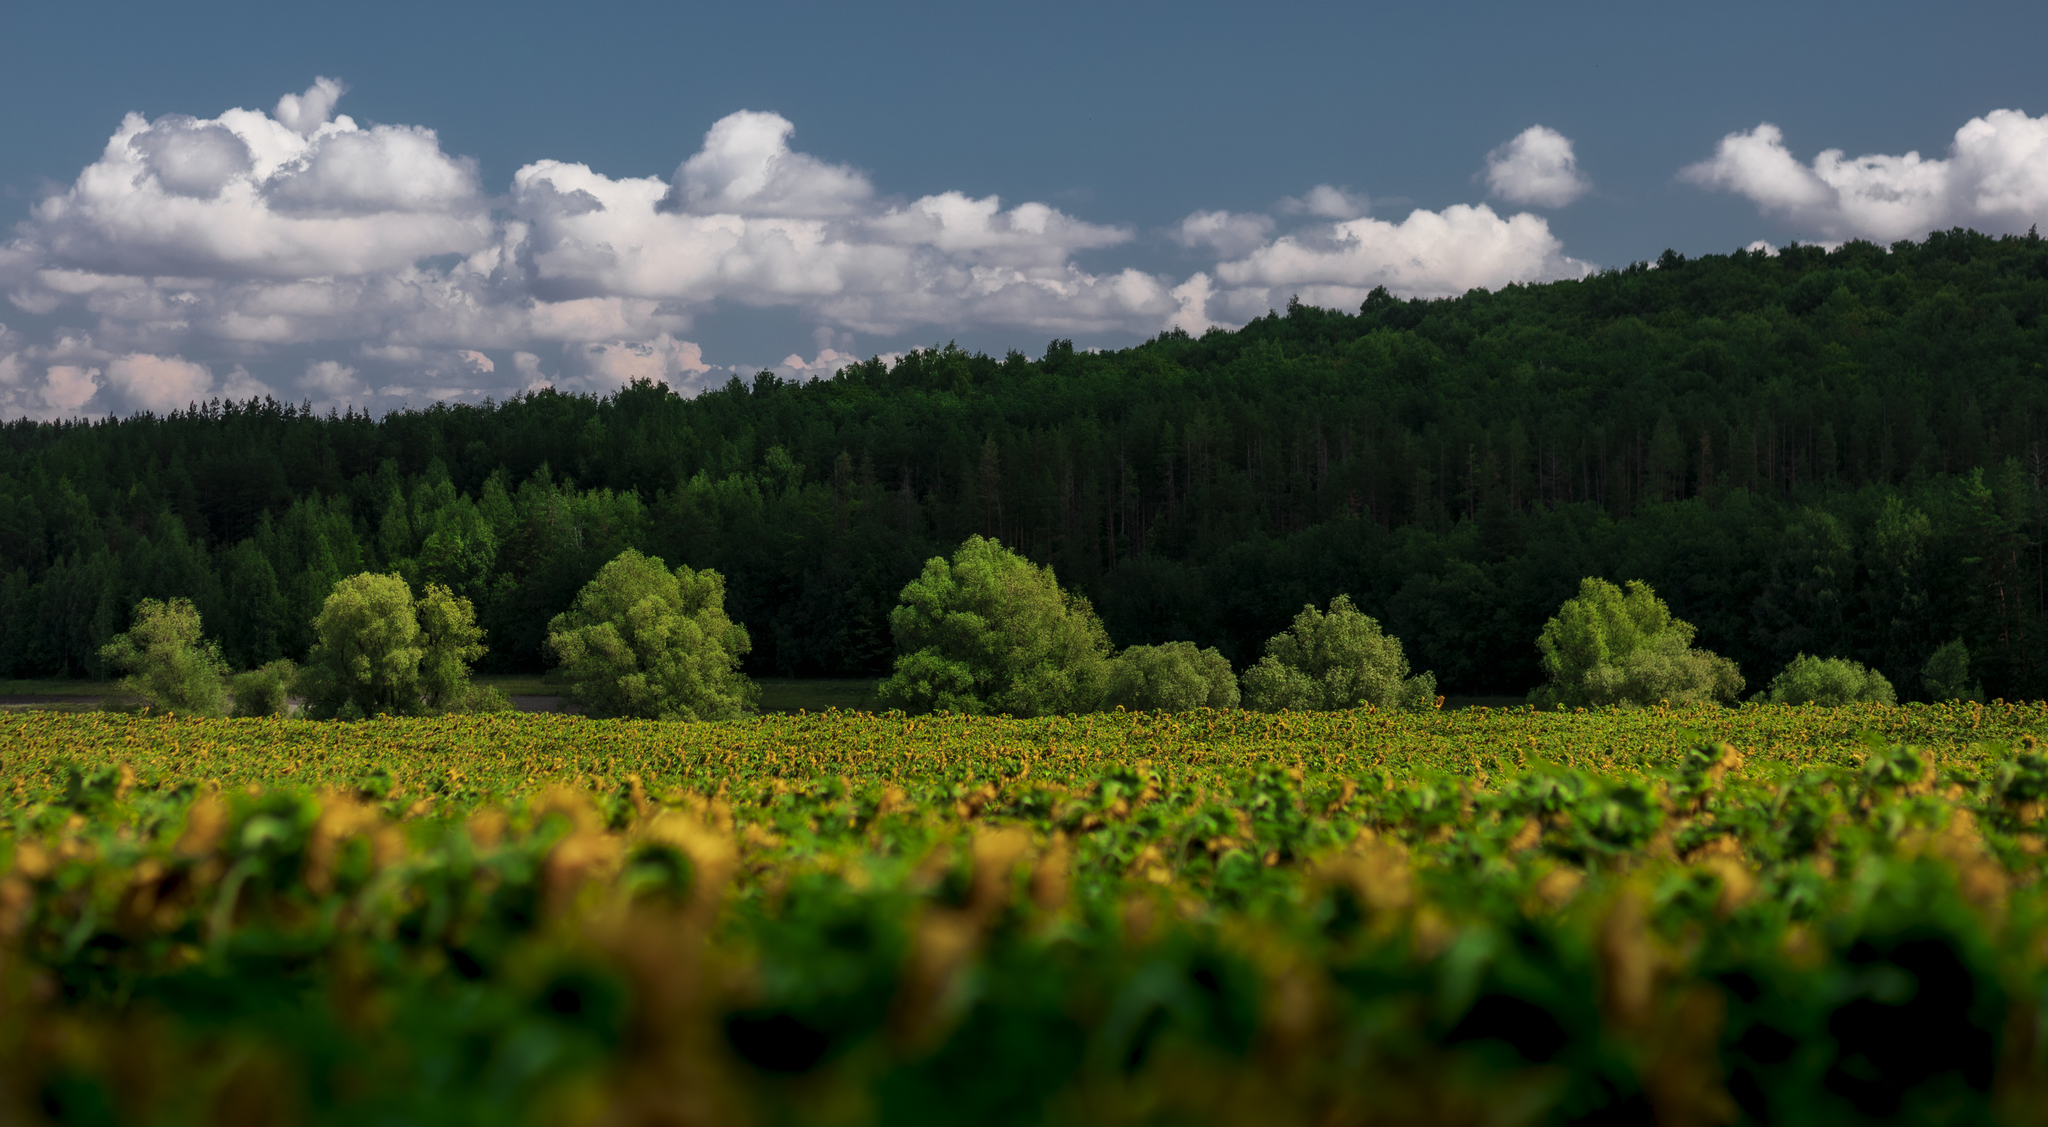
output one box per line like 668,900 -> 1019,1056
5,228 -> 2048,700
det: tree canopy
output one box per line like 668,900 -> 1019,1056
1240,596 -> 1437,712
1759,653 -> 1896,706
97,597 -> 228,716
1531,578 -> 1743,707
878,535 -> 1114,716
545,549 -> 756,721
1104,641 -> 1239,712
294,573 -> 487,718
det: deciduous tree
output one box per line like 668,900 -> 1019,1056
1240,596 -> 1436,712
546,549 -> 756,720
878,536 -> 1112,716
98,597 -> 228,716
1530,578 -> 1742,707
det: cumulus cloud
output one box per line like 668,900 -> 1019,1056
104,353 -> 216,413
665,110 -> 872,217
129,118 -> 254,198
1166,273 -> 1219,335
1683,110 -> 2048,242
24,97 -> 489,282
274,77 -> 346,137
550,333 -> 714,395
1190,204 -> 1592,325
1486,126 -> 1591,208
0,325 -> 275,418
773,347 -> 864,382
0,78 -> 1609,417
1174,211 -> 1276,258
1281,184 -> 1371,219
301,359 -> 363,400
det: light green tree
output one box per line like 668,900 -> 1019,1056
416,583 -> 488,709
1240,595 -> 1437,712
98,597 -> 229,716
1759,653 -> 1896,706
1922,639 -> 1984,702
1105,641 -> 1239,712
877,535 -> 1113,716
546,549 -> 757,720
1530,578 -> 1743,708
230,659 -> 297,718
294,574 -> 491,719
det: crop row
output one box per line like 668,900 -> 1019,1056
5,705 -> 2048,1124
3,700 -> 2042,804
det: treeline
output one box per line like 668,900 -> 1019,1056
5,228 -> 2048,699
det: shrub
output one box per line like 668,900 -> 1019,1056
1760,653 -> 1896,706
1105,642 -> 1239,712
451,682 -> 516,714
1530,578 -> 1742,708
878,535 -> 1112,716
295,574 -> 489,718
1922,639 -> 1985,702
1240,595 -> 1436,712
98,597 -> 228,716
546,549 -> 756,720
230,659 -> 297,718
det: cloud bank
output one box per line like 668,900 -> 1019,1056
1683,110 -> 2048,242
0,83 -> 1601,417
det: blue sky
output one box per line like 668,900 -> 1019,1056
3,0 -> 2046,417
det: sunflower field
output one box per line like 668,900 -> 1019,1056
6,702 -> 2048,1125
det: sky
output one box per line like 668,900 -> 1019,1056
3,0 -> 2047,419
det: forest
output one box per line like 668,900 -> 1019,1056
4,227 -> 2047,700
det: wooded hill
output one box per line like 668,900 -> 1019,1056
5,227 -> 2047,699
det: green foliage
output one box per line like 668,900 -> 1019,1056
1104,641 -> 1239,712
877,536 -> 1112,716
294,573 -> 489,718
545,549 -> 757,720
1923,638 -> 1985,702
416,581 -> 487,709
4,706 -> 2047,1123
1239,595 -> 1435,712
229,658 -> 297,718
1532,578 -> 1743,707
451,681 -> 517,714
14,232 -> 2048,705
1761,653 -> 1897,706
96,597 -> 228,716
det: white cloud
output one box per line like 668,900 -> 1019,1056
1486,126 -> 1590,208
1,91 -> 1168,353
1174,210 -> 1276,258
1281,184 -> 1371,219
42,366 -> 102,415
301,359 -> 363,400
1166,273 -> 1220,335
274,77 -> 346,137
548,333 -> 715,395
0,79 -> 1607,417
666,110 -> 872,217
773,347 -> 863,382
25,98 -> 489,282
0,328 -> 275,417
104,353 -> 216,413
510,149 -> 1153,336
1202,204 -> 1592,320
1683,110 -> 2048,242
512,351 -> 547,390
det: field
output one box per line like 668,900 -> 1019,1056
5,702 -> 2048,1124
